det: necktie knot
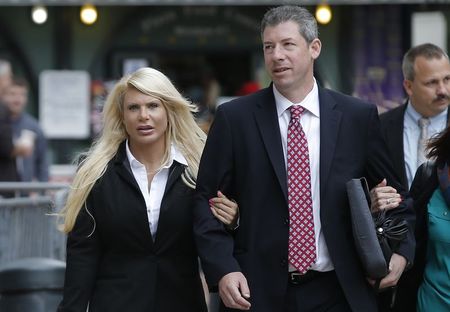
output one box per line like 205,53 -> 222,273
418,117 -> 430,130
290,105 -> 304,120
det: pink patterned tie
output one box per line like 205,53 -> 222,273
287,105 -> 316,274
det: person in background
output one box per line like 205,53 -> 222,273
380,43 -> 450,190
0,60 -> 32,197
0,60 -> 19,197
192,68 -> 221,134
0,102 -> 17,185
57,67 -> 238,312
376,42 -> 450,312
3,78 -> 49,183
235,81 -> 261,96
193,5 -> 415,312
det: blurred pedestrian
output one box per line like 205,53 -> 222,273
0,60 -> 19,197
236,81 -> 261,96
3,78 -> 49,182
57,67 -> 238,312
191,68 -> 221,134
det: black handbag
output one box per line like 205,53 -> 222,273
373,209 -> 409,269
346,178 -> 409,281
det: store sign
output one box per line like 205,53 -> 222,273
39,70 -> 90,139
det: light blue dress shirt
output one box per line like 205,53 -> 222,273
403,103 -> 447,188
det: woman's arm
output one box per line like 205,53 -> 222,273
209,191 -> 239,229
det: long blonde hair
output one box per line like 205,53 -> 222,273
59,67 -> 206,233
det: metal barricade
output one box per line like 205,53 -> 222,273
0,182 -> 69,266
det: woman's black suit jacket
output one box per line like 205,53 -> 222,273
58,142 -> 207,312
389,161 -> 436,311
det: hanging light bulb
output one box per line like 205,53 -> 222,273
316,4 -> 332,25
31,5 -> 48,25
80,4 -> 98,25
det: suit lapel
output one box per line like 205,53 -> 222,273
254,87 -> 288,203
154,163 -> 184,248
113,141 -> 155,246
161,163 -> 184,205
114,142 -> 143,194
318,88 -> 342,198
386,105 -> 407,186
388,105 -> 408,186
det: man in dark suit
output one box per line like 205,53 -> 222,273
194,5 -> 415,312
380,43 -> 450,190
378,43 -> 450,312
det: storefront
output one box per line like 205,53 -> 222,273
0,1 -> 448,166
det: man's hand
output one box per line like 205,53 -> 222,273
368,253 -> 407,288
218,272 -> 251,310
13,142 -> 33,157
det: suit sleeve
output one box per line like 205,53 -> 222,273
365,106 -> 416,264
194,105 -> 241,288
58,195 -> 100,312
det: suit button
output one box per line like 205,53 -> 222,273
280,259 -> 287,267
284,218 -> 289,226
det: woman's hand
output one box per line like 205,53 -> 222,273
370,179 -> 401,212
209,191 -> 239,227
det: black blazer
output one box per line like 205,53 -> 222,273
379,104 -> 408,188
194,86 -> 415,312
58,142 -> 207,312
380,103 -> 450,189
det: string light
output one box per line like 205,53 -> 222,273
316,4 -> 332,25
80,4 -> 98,25
31,5 -> 48,25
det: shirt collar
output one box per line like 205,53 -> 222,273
125,140 -> 188,169
406,100 -> 448,125
273,78 -> 320,118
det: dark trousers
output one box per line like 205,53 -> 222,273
284,271 -> 351,312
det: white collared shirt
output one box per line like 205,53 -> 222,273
404,102 -> 447,188
126,141 -> 188,238
273,80 -> 334,272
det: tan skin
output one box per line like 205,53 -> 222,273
263,21 -> 321,104
403,56 -> 450,118
210,190 -> 239,227
123,88 -> 238,225
370,179 -> 402,212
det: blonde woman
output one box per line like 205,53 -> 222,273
57,67 -> 237,312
